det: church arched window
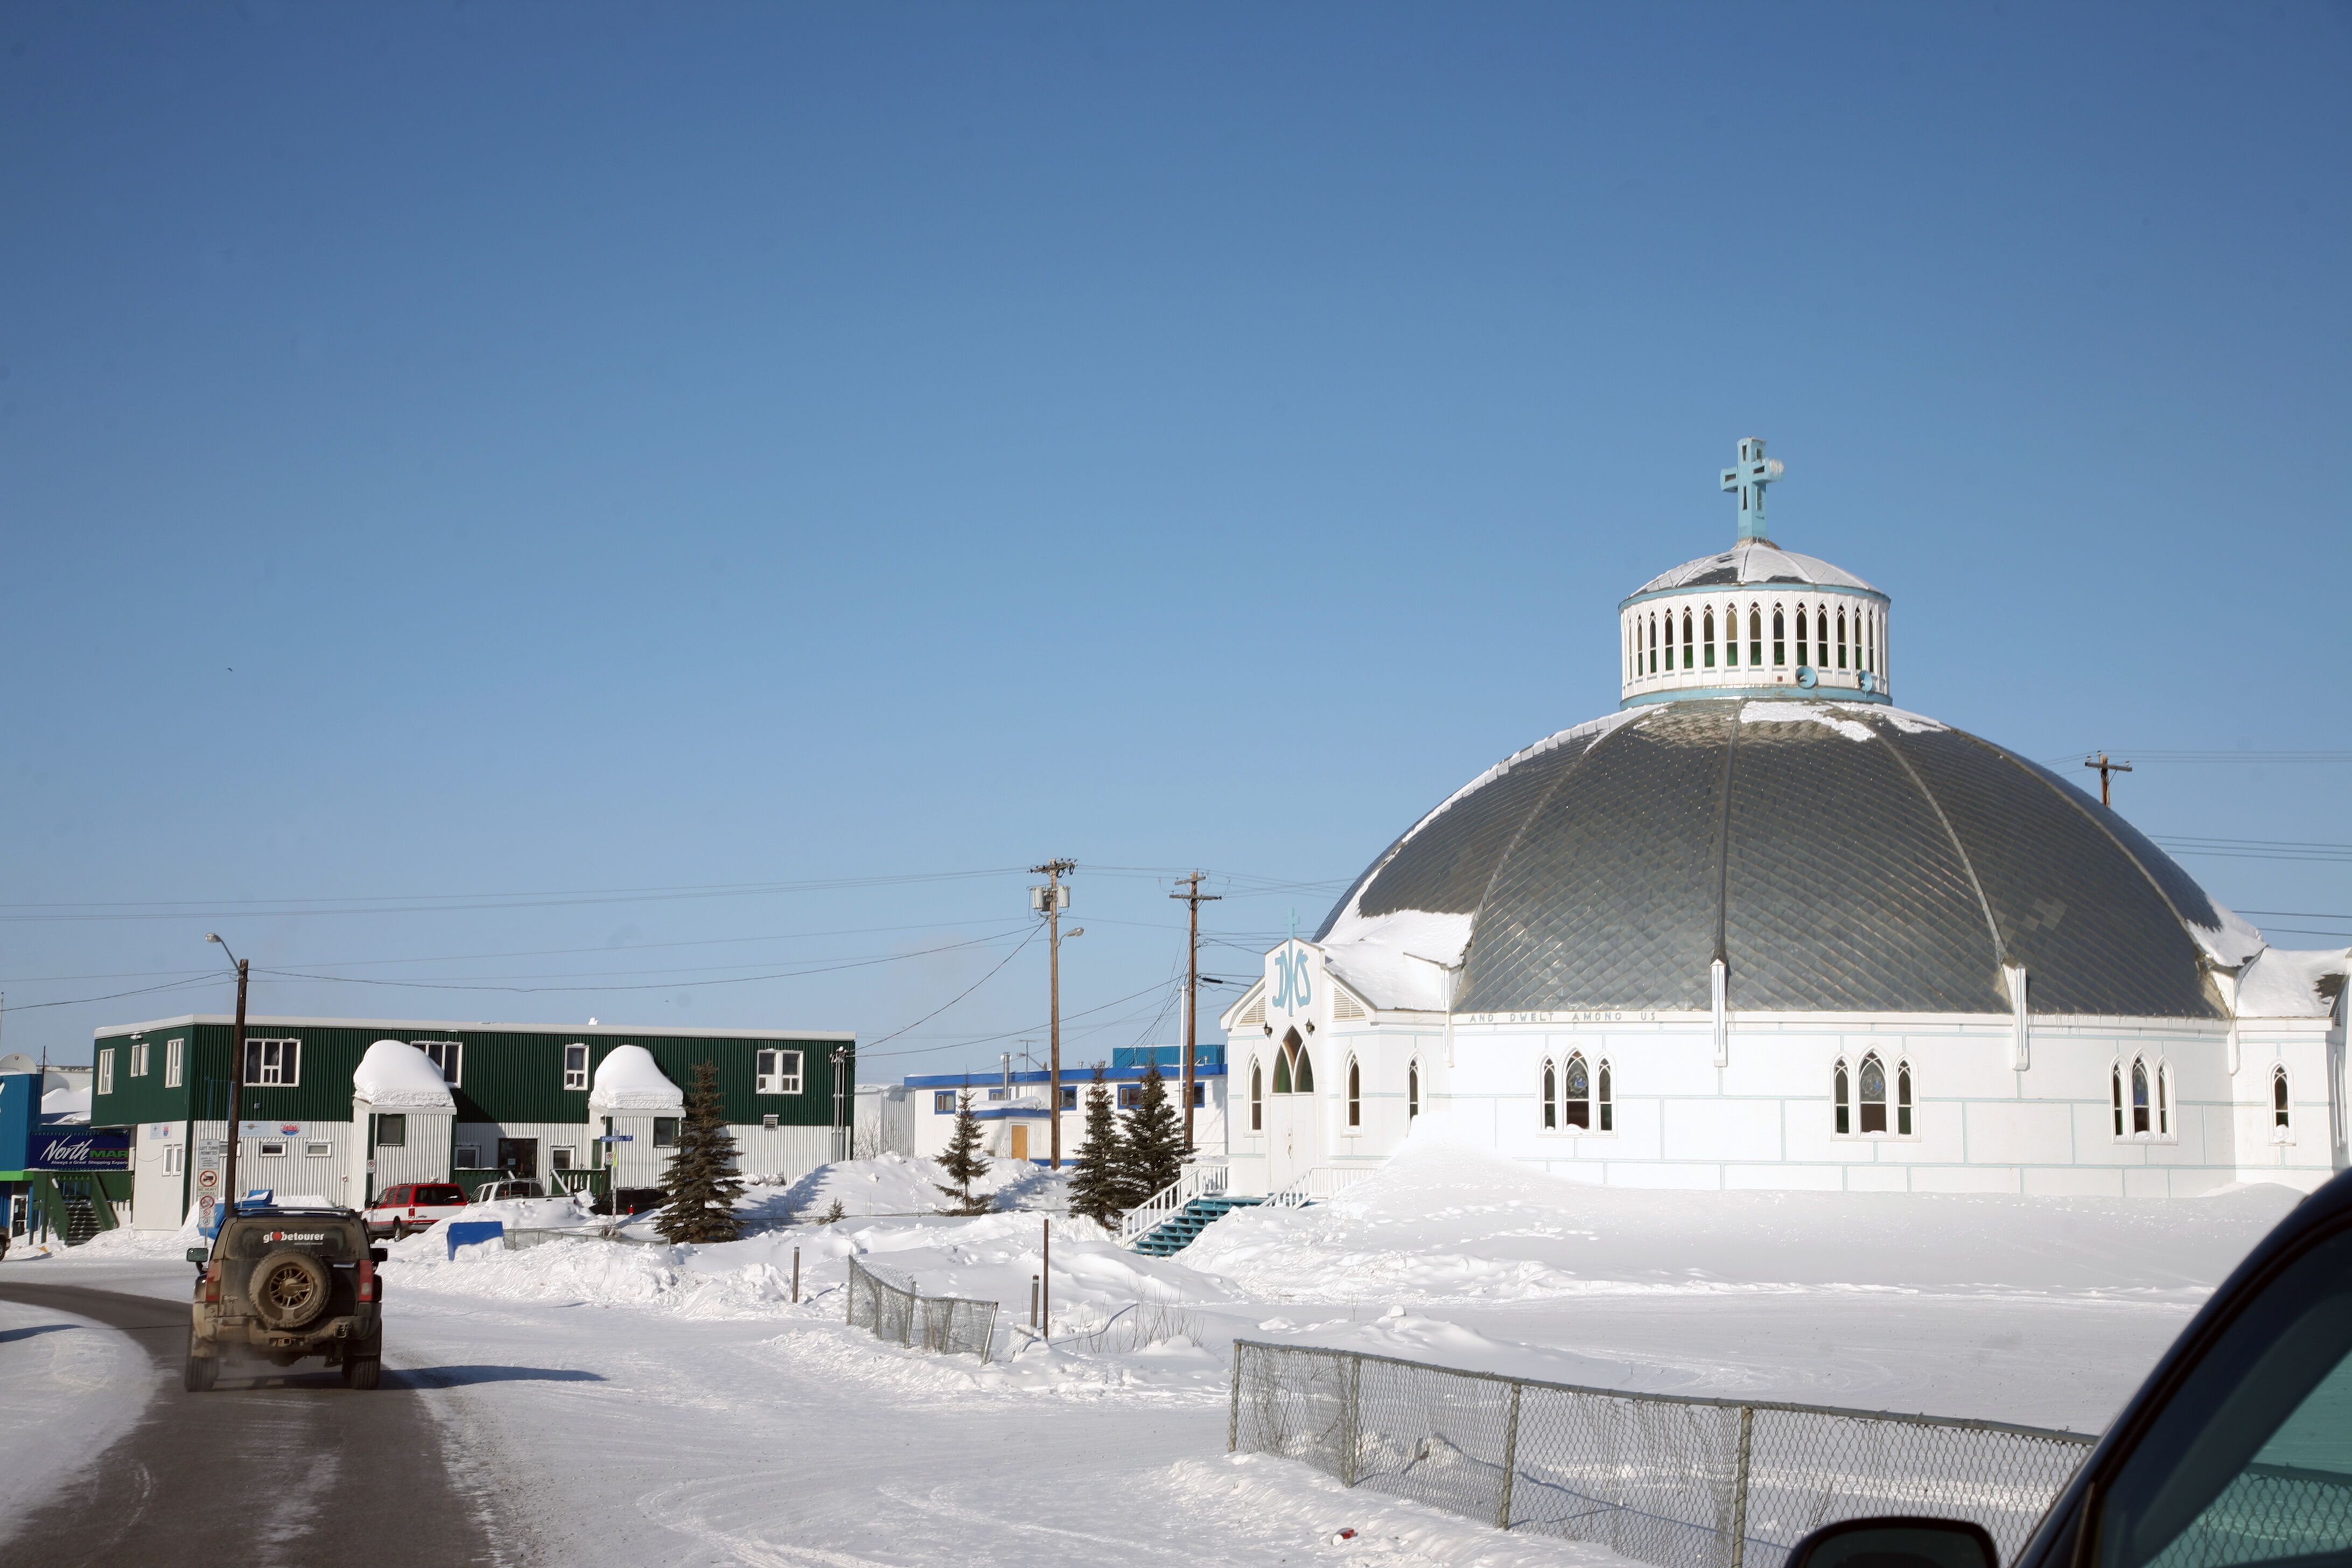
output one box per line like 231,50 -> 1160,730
1682,610 -> 1695,670
1795,606 -> 1808,667
1273,1033 -> 1313,1095
2157,1062 -> 2171,1136
1597,1059 -> 1613,1132
1703,608 -> 1717,668
1648,614 -> 1658,675
1836,607 -> 1848,669
1858,1052 -> 1888,1133
2273,1065 -> 2292,1133
1896,1060 -> 1913,1135
1249,1060 -> 1263,1131
1563,1053 -> 1591,1129
1833,1059 -> 1851,1135
2111,1062 -> 2125,1137
1819,604 -> 1833,668
2131,1058 -> 2151,1135
1772,607 -> 1786,666
1541,1059 -> 1557,1130
1346,1056 -> 1362,1128
1407,1060 -> 1419,1122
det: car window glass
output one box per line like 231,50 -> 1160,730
417,1185 -> 463,1203
2098,1225 -> 2352,1568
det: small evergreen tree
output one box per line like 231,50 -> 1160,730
933,1089 -> 993,1215
1066,1064 -> 1128,1227
657,1061 -> 745,1244
1119,1057 -> 1186,1206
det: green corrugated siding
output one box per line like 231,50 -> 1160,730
92,1021 -> 852,1130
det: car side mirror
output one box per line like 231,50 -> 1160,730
1782,1517 -> 1998,1568
370,1247 -> 387,1264
186,1246 -> 210,1264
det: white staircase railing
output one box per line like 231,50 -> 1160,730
1116,1160 -> 1231,1247
1265,1165 -> 1375,1209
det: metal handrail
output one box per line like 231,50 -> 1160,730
1265,1165 -> 1375,1209
1116,1160 -> 1231,1245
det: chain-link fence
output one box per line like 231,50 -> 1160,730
1230,1340 -> 2092,1568
846,1256 -> 998,1362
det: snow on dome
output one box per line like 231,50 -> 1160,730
1634,540 -> 1875,596
589,1045 -> 683,1114
353,1040 -> 457,1110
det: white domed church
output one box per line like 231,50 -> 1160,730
1220,440 -> 2348,1198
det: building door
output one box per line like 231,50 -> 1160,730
1010,1124 -> 1029,1162
497,1138 -> 538,1179
1266,1031 -> 1320,1191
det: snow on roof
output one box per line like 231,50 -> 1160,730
2185,899 -> 2269,970
41,1083 -> 90,1124
589,1045 -> 683,1113
352,1040 -> 457,1110
1632,541 -> 1878,597
1318,909 -> 1475,1013
2234,946 -> 2349,1019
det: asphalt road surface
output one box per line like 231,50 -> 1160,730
0,1281 -> 510,1568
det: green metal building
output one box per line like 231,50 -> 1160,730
92,1016 -> 855,1231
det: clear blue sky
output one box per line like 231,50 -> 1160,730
5,3 -> 2347,1071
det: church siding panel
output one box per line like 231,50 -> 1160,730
1461,706 -> 1725,1014
1909,1165 -> 2022,1195
1725,713 -> 2003,1013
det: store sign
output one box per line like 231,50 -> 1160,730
239,1121 -> 304,1139
31,1131 -> 130,1171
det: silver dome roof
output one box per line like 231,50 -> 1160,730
1316,700 -> 2259,1019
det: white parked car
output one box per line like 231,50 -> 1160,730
362,1181 -> 468,1240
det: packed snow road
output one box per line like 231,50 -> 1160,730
0,1279 -> 508,1568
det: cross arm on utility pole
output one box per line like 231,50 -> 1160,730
2083,752 -> 2134,807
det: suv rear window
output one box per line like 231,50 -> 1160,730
226,1220 -> 365,1260
414,1185 -> 465,1204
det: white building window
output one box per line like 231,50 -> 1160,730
1833,1058 -> 1850,1134
1598,1059 -> 1614,1132
1345,1056 -> 1362,1128
1249,1060 -> 1263,1131
1407,1060 -> 1420,1121
2112,1055 -> 2175,1141
375,1115 -> 407,1147
1835,1054 -> 1914,1138
761,1113 -> 779,1129
551,1146 -> 577,1171
165,1038 -> 184,1088
934,1090 -> 957,1115
304,1140 -> 332,1159
131,1040 -> 150,1077
653,1118 -> 680,1147
456,1144 -> 482,1168
757,1048 -> 802,1095
1541,1058 -> 1557,1130
1562,1053 -> 1592,1130
563,1044 -> 589,1091
164,1144 -> 185,1175
244,1038 -> 300,1087
2273,1065 -> 2292,1142
257,1140 -> 288,1159
415,1041 -> 463,1086
97,1049 -> 115,1096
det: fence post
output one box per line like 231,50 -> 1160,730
1728,1404 -> 1754,1568
1229,1343 -> 1244,1453
1340,1353 -> 1363,1487
1495,1381 -> 1522,1531
844,1258 -> 856,1325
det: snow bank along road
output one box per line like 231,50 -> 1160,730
0,1279 -> 508,1568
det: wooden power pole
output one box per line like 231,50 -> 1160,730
206,935 -> 250,1229
1170,871 -> 1221,1152
1030,859 -> 1076,1168
2084,752 -> 2133,807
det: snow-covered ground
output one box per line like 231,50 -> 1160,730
1,1137 -> 2306,1564
0,1292 -> 154,1521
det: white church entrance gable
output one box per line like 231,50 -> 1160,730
1255,940 -> 1329,1190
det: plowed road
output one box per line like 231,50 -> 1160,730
0,1282 -> 507,1567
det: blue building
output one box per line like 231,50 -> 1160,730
904,1045 -> 1227,1165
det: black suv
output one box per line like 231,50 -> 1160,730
186,1206 -> 386,1391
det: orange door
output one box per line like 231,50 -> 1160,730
1010,1124 -> 1030,1161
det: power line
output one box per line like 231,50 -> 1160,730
2155,836 -> 2352,864
860,926 -> 1044,1051
256,931 -> 1027,996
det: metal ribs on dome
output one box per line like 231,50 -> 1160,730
1314,701 -> 2230,1020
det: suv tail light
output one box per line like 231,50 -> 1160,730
202,1261 -> 222,1306
355,1256 -> 377,1303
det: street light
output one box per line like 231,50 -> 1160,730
205,935 -> 251,1231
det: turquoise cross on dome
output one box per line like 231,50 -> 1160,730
1720,436 -> 1785,544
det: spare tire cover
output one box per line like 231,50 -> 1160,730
250,1249 -> 332,1330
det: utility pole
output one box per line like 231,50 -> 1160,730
1030,859 -> 1077,1167
1170,871 -> 1222,1152
206,935 -> 249,1230
2084,752 -> 2134,807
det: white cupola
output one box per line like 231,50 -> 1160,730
1619,438 -> 1892,708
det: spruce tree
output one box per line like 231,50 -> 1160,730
657,1060 -> 746,1244
933,1089 -> 993,1215
1066,1064 -> 1127,1227
1120,1057 -> 1187,1206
